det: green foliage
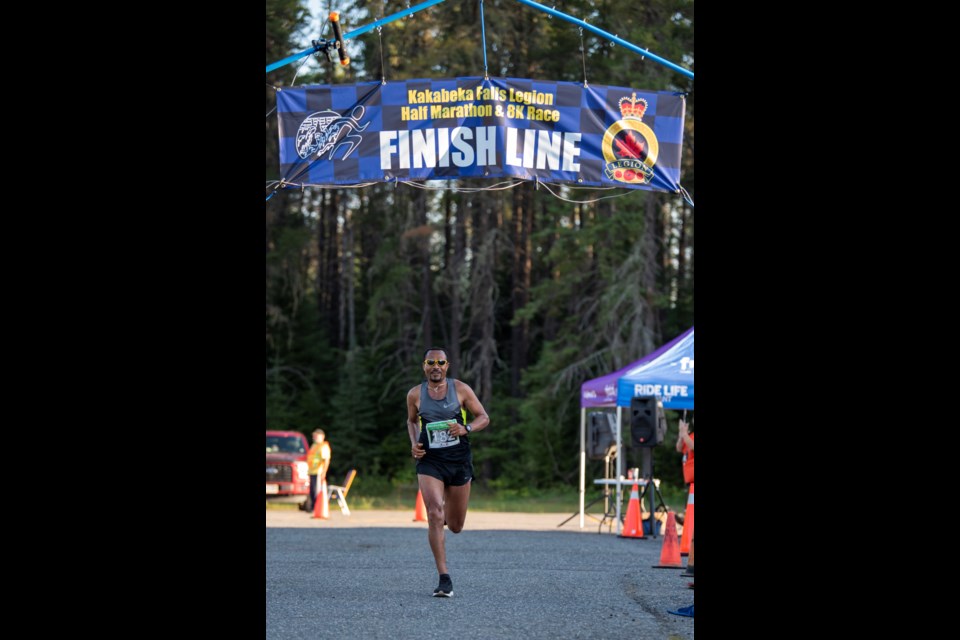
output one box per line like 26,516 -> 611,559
266,282 -> 339,434
265,0 -> 694,495
325,346 -> 386,478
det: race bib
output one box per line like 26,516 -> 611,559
425,420 -> 460,449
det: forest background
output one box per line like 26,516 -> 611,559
266,0 -> 694,507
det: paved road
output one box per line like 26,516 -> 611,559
266,510 -> 694,639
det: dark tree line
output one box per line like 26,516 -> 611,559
266,0 -> 694,492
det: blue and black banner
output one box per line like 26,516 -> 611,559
277,76 -> 685,192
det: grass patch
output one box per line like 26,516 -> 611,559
266,482 -> 690,514
265,500 -> 302,510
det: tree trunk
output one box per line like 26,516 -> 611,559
510,185 -> 529,396
417,189 -> 433,348
448,192 -> 464,378
345,209 -> 356,349
642,192 -> 662,352
317,189 -> 341,346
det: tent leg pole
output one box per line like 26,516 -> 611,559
615,406 -> 622,535
579,409 -> 585,528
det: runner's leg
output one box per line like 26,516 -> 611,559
444,481 -> 472,533
419,473 -> 448,573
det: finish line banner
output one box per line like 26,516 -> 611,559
277,76 -> 685,192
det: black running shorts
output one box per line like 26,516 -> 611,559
416,457 -> 474,487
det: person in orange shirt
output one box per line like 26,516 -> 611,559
676,418 -> 694,484
306,429 -> 331,512
676,417 -> 694,585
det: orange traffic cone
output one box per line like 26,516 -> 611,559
680,482 -> 694,554
618,482 -> 644,539
652,511 -> 683,568
413,489 -> 427,522
321,478 -> 330,518
312,478 -> 330,519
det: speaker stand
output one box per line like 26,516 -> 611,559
557,492 -> 607,528
558,447 -> 617,529
637,449 -> 669,538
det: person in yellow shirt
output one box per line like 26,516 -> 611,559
306,429 -> 331,512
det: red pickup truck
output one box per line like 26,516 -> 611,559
265,430 -> 311,498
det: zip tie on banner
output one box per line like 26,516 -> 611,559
579,27 -> 588,87
378,26 -> 387,84
677,185 -> 694,208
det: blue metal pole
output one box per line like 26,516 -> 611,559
480,0 -> 489,78
266,0 -> 449,74
343,0 -> 448,40
267,46 -> 322,74
512,0 -> 693,80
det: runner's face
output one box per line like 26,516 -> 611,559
424,352 -> 448,381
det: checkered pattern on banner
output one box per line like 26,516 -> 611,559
276,76 -> 685,193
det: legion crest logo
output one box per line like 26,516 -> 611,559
295,105 -> 369,160
602,93 -> 660,185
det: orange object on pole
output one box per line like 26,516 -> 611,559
312,478 -> 330,519
652,511 -> 683,568
680,482 -> 694,554
413,489 -> 427,522
618,482 -> 644,539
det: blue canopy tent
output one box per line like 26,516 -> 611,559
579,327 -> 691,408
616,327 -> 694,409
575,327 -> 694,531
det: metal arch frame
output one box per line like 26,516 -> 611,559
266,0 -> 693,81
513,0 -> 693,80
267,0 -> 449,74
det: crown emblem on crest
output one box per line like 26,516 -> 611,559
618,93 -> 648,120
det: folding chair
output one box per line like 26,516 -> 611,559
327,469 -> 357,515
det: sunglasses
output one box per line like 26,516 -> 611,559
424,359 -> 448,366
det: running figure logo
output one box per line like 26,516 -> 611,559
295,105 -> 369,160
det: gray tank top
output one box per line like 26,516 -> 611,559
418,378 -> 469,462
